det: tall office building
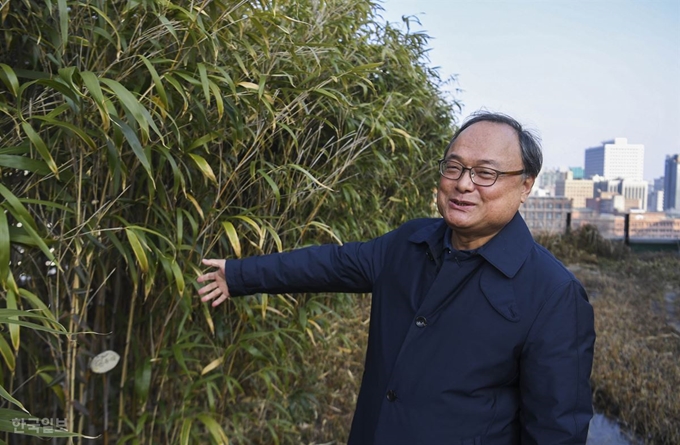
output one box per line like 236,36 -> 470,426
664,154 -> 680,211
584,138 -> 644,181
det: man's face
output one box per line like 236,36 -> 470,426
436,121 -> 535,250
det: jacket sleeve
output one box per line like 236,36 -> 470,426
519,279 -> 596,445
224,231 -> 396,297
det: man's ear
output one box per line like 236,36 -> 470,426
520,176 -> 535,204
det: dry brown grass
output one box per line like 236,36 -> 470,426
572,258 -> 680,445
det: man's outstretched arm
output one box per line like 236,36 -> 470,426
196,233 -> 395,306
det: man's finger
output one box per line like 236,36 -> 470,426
197,281 -> 218,295
202,258 -> 224,270
212,294 -> 229,307
201,287 -> 223,302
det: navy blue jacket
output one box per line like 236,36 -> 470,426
225,213 -> 595,444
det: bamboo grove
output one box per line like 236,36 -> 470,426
0,0 -> 459,443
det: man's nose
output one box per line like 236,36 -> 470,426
455,168 -> 476,190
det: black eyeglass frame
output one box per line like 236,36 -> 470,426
438,159 -> 525,187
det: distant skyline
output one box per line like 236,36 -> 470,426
379,0 -> 680,181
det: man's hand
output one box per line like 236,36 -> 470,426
197,259 -> 230,307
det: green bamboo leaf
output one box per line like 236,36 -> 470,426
198,63 -> 210,106
86,5 -> 121,50
100,78 -> 161,142
33,117 -> 96,150
134,359 -> 152,404
187,132 -> 219,151
104,231 -> 139,287
80,71 -> 110,130
0,210 -> 8,287
256,169 -> 281,207
139,55 -> 168,109
170,261 -> 185,294
221,221 -> 241,258
232,215 -> 264,242
34,78 -> 80,104
18,289 -> 58,324
263,225 -> 283,252
208,81 -> 224,120
179,418 -> 192,445
20,122 -> 59,176
188,153 -> 217,184
0,144 -> 30,155
125,229 -> 149,273
163,73 -> 188,111
57,0 -> 68,54
0,64 -> 19,96
110,116 -> 154,185
288,163 -> 333,191
0,385 -> 27,413
258,73 -> 266,99
5,277 -> 20,351
0,184 -> 57,264
0,336 -> 15,371
312,87 -> 340,101
0,155 -> 51,175
195,413 -> 229,444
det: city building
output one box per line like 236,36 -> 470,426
520,196 -> 572,234
593,177 -> 648,211
569,167 -> 584,179
648,176 -> 665,212
664,154 -> 680,211
584,138 -> 644,181
537,168 -> 569,196
555,171 -> 594,209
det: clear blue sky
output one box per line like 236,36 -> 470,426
379,0 -> 680,181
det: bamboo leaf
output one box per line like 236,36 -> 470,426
20,122 -> 59,176
33,116 -> 96,150
170,261 -> 185,294
198,62 -> 210,106
179,418 -> 192,445
208,80 -> 224,120
125,229 -> 149,273
200,356 -> 223,376
0,210 -> 8,288
100,78 -> 161,142
110,116 -> 154,185
57,0 -> 68,54
134,359 -> 152,405
238,81 -> 258,90
187,132 -> 219,151
195,413 -> 229,444
256,169 -> 281,207
0,384 -> 27,413
221,221 -> 241,258
188,153 -> 217,184
0,185 -> 56,265
139,55 -> 168,109
0,336 -> 15,371
80,71 -> 110,130
0,64 -> 19,96
0,155 -> 51,175
288,163 -> 333,191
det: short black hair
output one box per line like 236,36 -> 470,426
444,111 -> 543,178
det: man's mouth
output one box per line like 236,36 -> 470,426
450,198 -> 474,207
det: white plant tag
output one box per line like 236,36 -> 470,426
90,350 -> 120,374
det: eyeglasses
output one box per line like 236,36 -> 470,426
438,159 -> 524,187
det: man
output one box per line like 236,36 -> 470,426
198,112 -> 596,444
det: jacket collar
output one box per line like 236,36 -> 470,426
408,213 -> 534,278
